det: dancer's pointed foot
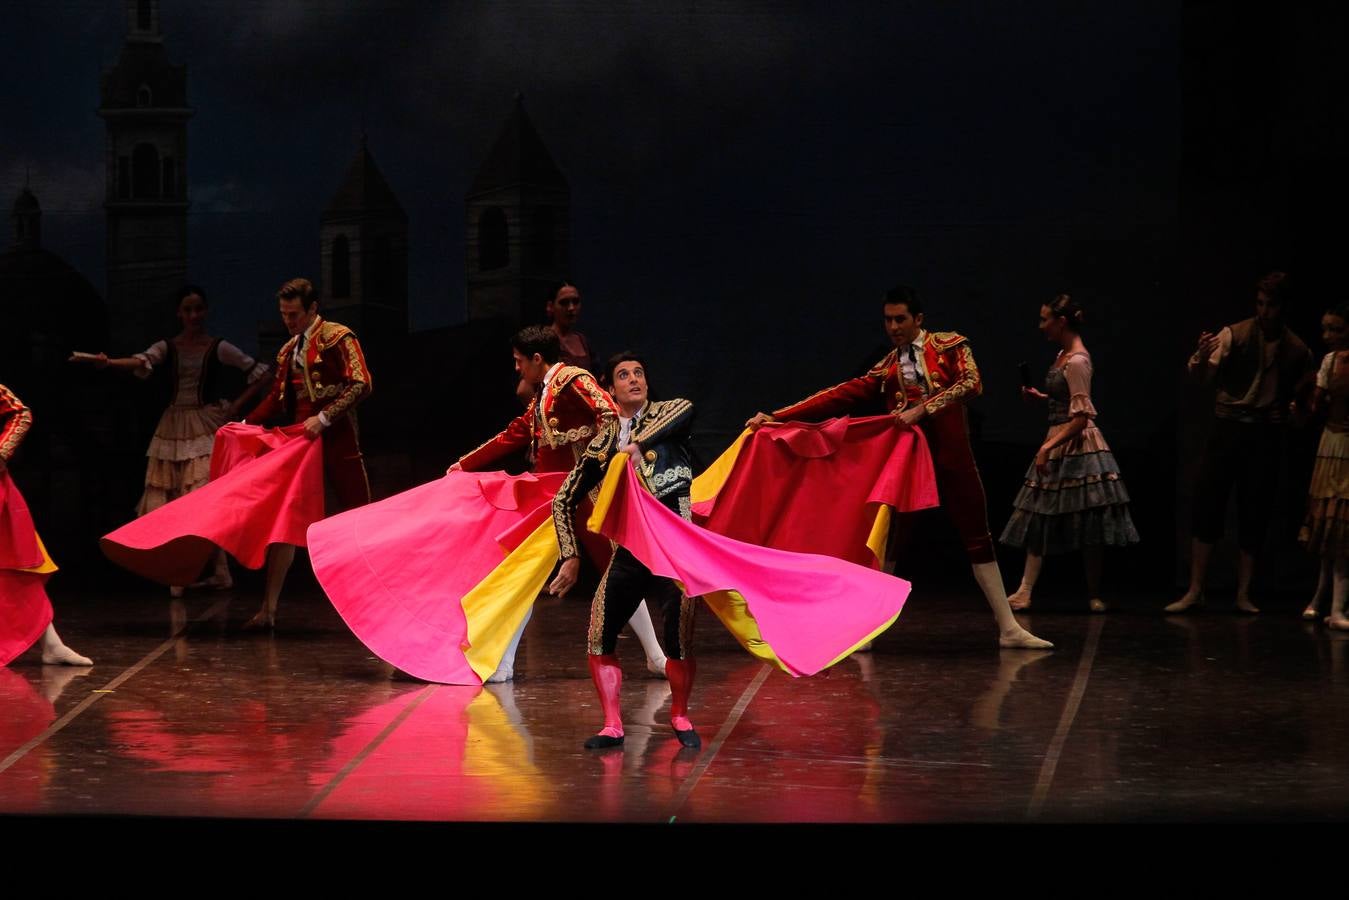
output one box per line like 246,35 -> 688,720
1302,603 -> 1321,621
999,626 -> 1053,650
584,726 -> 624,750
1327,615 -> 1349,632
42,643 -> 93,666
485,663 -> 514,683
1088,598 -> 1108,613
242,607 -> 275,631
191,574 -> 234,591
1007,587 -> 1033,611
646,655 -> 668,678
1164,591 -> 1203,614
671,716 -> 701,749
1235,596 -> 1260,614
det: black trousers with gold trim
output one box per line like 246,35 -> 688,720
588,545 -> 696,658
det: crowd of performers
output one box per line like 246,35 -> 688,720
5,268 -> 1345,752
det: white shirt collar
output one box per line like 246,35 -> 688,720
543,361 -> 564,389
619,401 -> 647,422
901,329 -> 928,352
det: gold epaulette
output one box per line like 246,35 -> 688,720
548,365 -> 591,395
927,331 -> 969,353
315,321 -> 354,351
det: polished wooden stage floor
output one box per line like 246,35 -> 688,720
3,583 -> 1348,823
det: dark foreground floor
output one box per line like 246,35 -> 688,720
2,581 -> 1348,823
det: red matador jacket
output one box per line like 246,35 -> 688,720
245,317 -> 372,427
0,384 -> 34,463
773,330 -> 982,421
458,365 -> 620,475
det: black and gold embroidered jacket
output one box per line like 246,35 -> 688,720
551,397 -> 696,560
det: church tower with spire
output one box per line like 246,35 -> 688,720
98,0 -> 192,348
466,94 -> 571,324
319,137 -> 409,373
320,137 -> 409,340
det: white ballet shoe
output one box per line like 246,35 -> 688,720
485,663 -> 515,683
999,626 -> 1053,650
1164,591 -> 1203,613
42,644 -> 93,666
646,656 -> 668,678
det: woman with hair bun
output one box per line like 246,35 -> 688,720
1000,294 -> 1139,612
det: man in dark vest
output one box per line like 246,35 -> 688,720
1169,270 -> 1312,613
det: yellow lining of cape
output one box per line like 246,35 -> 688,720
461,519 -> 559,682
690,429 -> 750,504
866,504 -> 891,567
16,531 -> 57,575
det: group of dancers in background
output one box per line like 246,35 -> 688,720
5,268 -> 1344,751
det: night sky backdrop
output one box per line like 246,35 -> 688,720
3,0 -> 1180,453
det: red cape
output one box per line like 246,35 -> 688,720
692,416 -> 939,567
100,423 -> 325,585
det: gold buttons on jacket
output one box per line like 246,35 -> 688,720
644,451 -> 656,462
548,417 -> 560,428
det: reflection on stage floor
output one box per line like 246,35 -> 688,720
3,585 -> 1348,822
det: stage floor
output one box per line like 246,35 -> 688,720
3,583 -> 1348,823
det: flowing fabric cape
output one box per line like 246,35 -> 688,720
311,417 -> 939,683
691,416 -> 940,567
307,470 -> 567,685
590,458 -> 909,676
100,423 -> 324,585
1,472 -> 56,665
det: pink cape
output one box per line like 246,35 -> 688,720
100,423 -> 324,585
593,461 -> 910,676
307,470 -> 566,685
693,416 -> 939,567
1,473 -> 54,665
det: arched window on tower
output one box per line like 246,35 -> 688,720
162,158 -> 176,198
136,84 -> 152,108
132,144 -> 160,199
532,207 -> 556,267
138,1 -> 153,31
331,235 -> 351,299
478,207 -> 508,271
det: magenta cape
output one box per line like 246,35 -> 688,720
100,423 -> 324,585
307,470 -> 567,685
591,459 -> 909,676
691,416 -> 940,567
1,473 -> 54,665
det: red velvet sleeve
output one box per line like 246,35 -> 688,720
459,402 -> 537,472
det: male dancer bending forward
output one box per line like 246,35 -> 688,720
747,285 -> 1051,650
550,352 -> 700,749
454,330 -> 668,682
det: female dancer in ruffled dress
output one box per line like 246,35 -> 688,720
71,286 -> 270,595
1296,304 -> 1349,629
1000,294 -> 1139,611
